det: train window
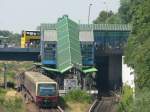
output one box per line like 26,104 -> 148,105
33,32 -> 37,36
26,32 -> 30,35
30,32 -> 33,36
38,84 -> 56,96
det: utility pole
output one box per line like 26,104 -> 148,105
3,63 -> 7,89
88,3 -> 92,24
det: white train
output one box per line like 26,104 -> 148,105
18,71 -> 59,107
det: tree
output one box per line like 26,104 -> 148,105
118,0 -> 132,24
106,14 -> 122,24
0,30 -> 20,47
93,11 -> 122,24
124,0 -> 150,111
8,33 -> 20,46
93,0 -> 133,24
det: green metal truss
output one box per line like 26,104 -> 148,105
56,15 -> 82,73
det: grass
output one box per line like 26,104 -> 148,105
60,89 -> 92,112
65,102 -> 90,112
0,61 -> 33,112
117,85 -> 133,112
0,61 -> 33,84
0,88 -> 7,105
63,89 -> 92,103
3,97 -> 25,112
0,88 -> 25,112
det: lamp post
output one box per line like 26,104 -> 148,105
88,3 -> 92,24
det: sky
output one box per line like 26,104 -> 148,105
0,0 -> 120,33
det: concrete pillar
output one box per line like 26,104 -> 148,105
108,55 -> 122,90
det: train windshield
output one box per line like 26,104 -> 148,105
38,84 -> 56,96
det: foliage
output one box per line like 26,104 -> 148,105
133,88 -> 150,112
63,89 -> 92,103
0,88 -> 7,104
124,0 -> 150,89
106,14 -> 122,24
7,33 -> 20,46
93,11 -> 122,24
0,30 -> 20,47
118,0 -> 132,23
93,0 -> 133,24
117,85 -> 134,112
0,88 -> 24,112
3,97 -> 24,112
123,0 -> 150,111
0,31 -> 12,37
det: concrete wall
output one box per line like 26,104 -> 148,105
122,56 -> 135,89
108,55 -> 122,90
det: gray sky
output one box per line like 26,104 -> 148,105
0,0 -> 120,33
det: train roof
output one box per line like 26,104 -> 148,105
24,71 -> 56,84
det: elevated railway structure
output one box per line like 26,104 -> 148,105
0,15 -> 131,93
0,48 -> 40,61
40,15 -> 131,91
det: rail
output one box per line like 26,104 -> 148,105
88,99 -> 98,112
39,106 -> 64,112
88,91 -> 119,112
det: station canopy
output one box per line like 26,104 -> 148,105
42,66 -> 59,72
82,67 -> 98,74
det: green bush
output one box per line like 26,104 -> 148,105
7,72 -> 15,79
63,89 -> 92,103
132,88 -> 150,112
117,85 -> 134,112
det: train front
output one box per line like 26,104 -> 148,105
36,83 -> 58,107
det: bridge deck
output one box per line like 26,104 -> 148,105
0,48 -> 40,61
0,47 -> 123,61
0,48 -> 40,53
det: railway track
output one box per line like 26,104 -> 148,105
39,106 -> 64,112
91,97 -> 115,112
89,91 -> 119,112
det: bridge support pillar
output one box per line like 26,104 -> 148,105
108,55 -> 122,90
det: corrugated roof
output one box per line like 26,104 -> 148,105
40,24 -> 56,30
40,23 -> 132,31
24,71 -> 56,83
82,67 -> 98,73
42,67 -> 59,72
